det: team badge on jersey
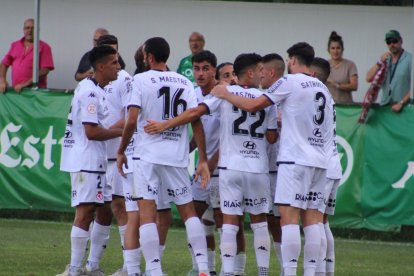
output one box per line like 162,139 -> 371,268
96,191 -> 103,201
87,104 -> 97,114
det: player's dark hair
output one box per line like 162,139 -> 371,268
89,45 -> 117,69
215,62 -> 233,80
328,31 -> 344,50
97,34 -> 118,47
192,50 -> 217,68
287,42 -> 314,67
233,53 -> 262,78
143,37 -> 170,63
262,53 -> 284,63
311,57 -> 331,83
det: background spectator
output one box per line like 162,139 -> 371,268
0,18 -> 54,93
326,31 -> 358,104
366,29 -> 412,112
177,32 -> 205,85
74,28 -> 126,82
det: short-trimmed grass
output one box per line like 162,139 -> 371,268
0,219 -> 413,275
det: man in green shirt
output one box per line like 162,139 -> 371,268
177,32 -> 205,86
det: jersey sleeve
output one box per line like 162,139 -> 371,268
80,90 -> 99,125
128,75 -> 142,110
266,105 -> 278,131
264,76 -> 292,104
202,96 -> 222,114
120,73 -> 133,110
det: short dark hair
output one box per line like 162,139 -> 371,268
328,31 -> 344,50
215,62 -> 233,80
192,50 -> 217,68
89,45 -> 117,69
97,34 -> 118,47
144,37 -> 170,63
311,57 -> 330,83
262,53 -> 283,63
287,42 -> 314,67
233,53 -> 262,78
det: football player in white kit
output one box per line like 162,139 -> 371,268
184,50 -> 221,276
96,34 -> 137,276
310,57 -> 341,276
144,53 -> 278,276
117,37 -> 210,276
211,43 -> 332,276
260,53 -> 285,276
59,45 -> 122,276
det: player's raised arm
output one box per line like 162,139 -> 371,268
211,84 -> 271,113
144,104 -> 209,135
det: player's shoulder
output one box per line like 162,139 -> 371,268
75,78 -> 99,98
117,69 -> 132,81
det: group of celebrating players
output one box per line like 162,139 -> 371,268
58,35 -> 341,276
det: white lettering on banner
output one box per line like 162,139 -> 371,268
336,135 -> 353,186
391,162 -> 414,189
0,123 -> 59,169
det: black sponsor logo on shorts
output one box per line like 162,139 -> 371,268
223,200 -> 241,208
125,193 -> 134,201
72,190 -> 77,199
167,187 -> 189,197
325,198 -> 336,207
244,197 -> 267,207
147,185 -> 158,195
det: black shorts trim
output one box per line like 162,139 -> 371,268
108,158 -> 116,162
276,161 -> 295,166
82,122 -> 98,126
132,157 -> 141,160
157,208 -> 172,212
76,202 -> 104,207
80,169 -> 105,174
112,194 -> 124,199
217,166 -> 227,170
269,170 -> 278,174
193,200 -> 208,204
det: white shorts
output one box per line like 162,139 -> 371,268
219,170 -> 270,216
269,172 -> 280,217
71,171 -> 112,207
107,161 -> 125,197
122,173 -> 139,212
320,178 -> 340,215
275,164 -> 326,210
134,159 -> 193,207
192,175 -> 220,209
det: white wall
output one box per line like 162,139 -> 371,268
0,0 -> 412,101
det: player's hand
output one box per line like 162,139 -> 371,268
85,70 -> 94,78
211,84 -> 230,99
194,161 -> 210,189
116,152 -> 128,178
0,80 -> 7,93
391,102 -> 403,113
144,119 -> 167,134
14,84 -> 24,93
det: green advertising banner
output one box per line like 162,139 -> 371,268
0,89 -> 72,212
1,89 -> 414,231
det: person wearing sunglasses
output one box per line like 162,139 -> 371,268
366,29 -> 412,112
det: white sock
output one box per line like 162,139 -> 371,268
70,226 -> 89,269
316,223 -> 327,274
324,222 -> 335,274
124,248 -> 141,274
159,245 -> 166,260
86,222 -> 110,271
185,217 -> 209,273
118,225 -> 127,270
221,224 -> 239,274
251,222 -> 270,275
281,224 -> 301,276
303,224 -> 321,276
273,242 -> 284,276
188,240 -> 198,270
140,223 -> 162,275
234,251 -> 246,275
208,249 -> 216,272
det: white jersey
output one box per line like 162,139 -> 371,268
129,70 -> 197,167
103,70 -> 133,160
60,78 -> 109,173
195,87 -> 220,172
202,85 -> 277,173
265,73 -> 330,169
326,100 -> 342,180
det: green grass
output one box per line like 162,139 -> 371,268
1,219 -> 414,276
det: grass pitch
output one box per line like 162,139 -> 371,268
0,219 -> 413,275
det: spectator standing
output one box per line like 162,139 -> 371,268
326,31 -> 358,104
366,29 -> 412,112
0,18 -> 54,93
177,32 -> 205,85
75,28 -> 126,82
